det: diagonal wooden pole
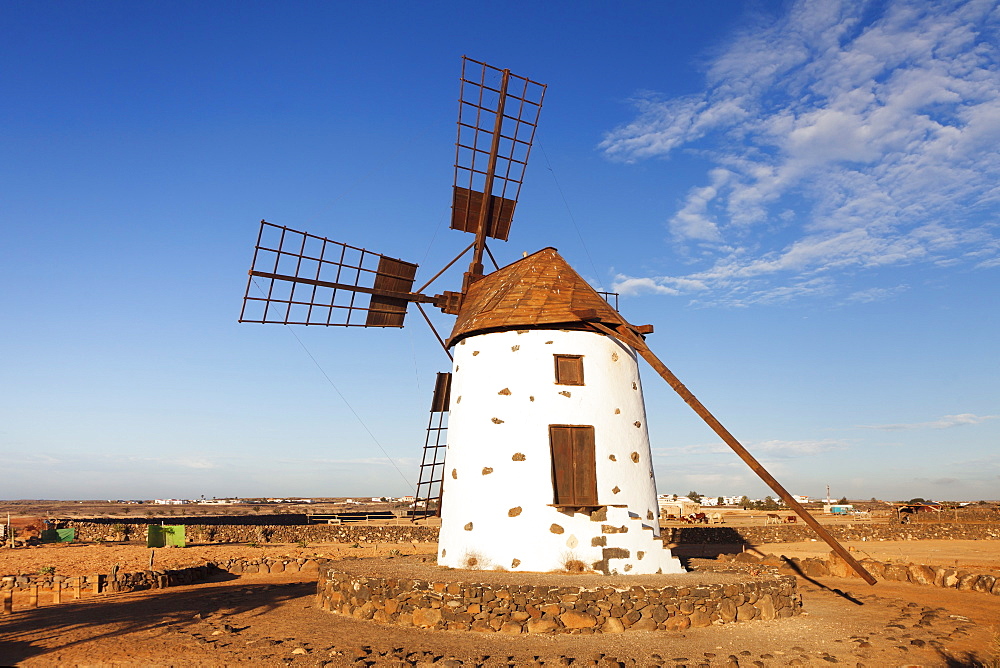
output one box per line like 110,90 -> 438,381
590,322 -> 877,585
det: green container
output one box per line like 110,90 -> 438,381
146,525 -> 186,548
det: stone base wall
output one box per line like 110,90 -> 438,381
316,567 -> 801,634
65,522 -> 439,545
63,521 -> 1000,546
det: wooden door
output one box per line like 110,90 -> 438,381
549,425 -> 598,506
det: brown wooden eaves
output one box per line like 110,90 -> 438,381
447,247 -> 634,347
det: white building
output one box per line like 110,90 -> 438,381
436,249 -> 684,575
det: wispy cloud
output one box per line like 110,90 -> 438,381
602,0 -> 1000,306
862,413 -> 998,430
655,438 -> 847,457
751,439 -> 849,457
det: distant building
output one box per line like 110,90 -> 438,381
657,495 -> 700,518
824,504 -> 853,514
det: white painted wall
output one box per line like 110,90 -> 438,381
437,328 -> 684,575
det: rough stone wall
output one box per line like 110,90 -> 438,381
835,557 -> 1000,595
315,568 -> 801,634
704,551 -> 1000,597
0,558 -> 328,593
668,522 -> 1000,544
0,564 -> 217,593
64,521 -> 1000,545
66,522 -> 439,544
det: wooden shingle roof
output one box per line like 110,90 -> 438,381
447,247 -> 629,346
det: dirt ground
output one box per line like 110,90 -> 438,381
2,541 -> 999,667
0,541 -> 438,577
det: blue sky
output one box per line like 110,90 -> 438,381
2,0 -> 997,502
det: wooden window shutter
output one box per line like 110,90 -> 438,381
554,355 -> 584,386
549,425 -> 598,506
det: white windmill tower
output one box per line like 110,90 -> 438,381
239,57 -> 877,583
436,248 -> 683,574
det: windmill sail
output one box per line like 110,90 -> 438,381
451,57 -> 546,242
240,220 -> 429,328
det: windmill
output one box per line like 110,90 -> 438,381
240,57 -> 876,582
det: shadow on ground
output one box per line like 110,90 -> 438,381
0,574 -> 313,664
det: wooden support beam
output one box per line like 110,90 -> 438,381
589,321 -> 877,585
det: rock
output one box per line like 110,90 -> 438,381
736,603 -> 758,622
974,575 -> 995,593
826,552 -> 857,578
689,610 -> 712,627
527,618 -> 558,634
470,619 -> 493,632
663,615 -> 690,631
498,622 -> 522,634
957,573 -> 979,591
757,594 -> 776,621
718,598 -> 737,623
907,564 -> 934,585
560,611 -> 597,629
601,617 -> 625,633
646,604 -> 669,623
801,559 -> 830,577
630,618 -> 657,631
411,607 -> 442,628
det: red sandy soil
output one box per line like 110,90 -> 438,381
1,541 -> 999,667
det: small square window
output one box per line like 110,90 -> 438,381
554,355 -> 584,386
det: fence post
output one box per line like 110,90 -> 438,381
52,583 -> 61,605
73,577 -> 82,599
29,585 -> 38,608
2,589 -> 12,614
92,574 -> 102,595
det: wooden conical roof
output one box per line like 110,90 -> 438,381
447,247 -> 629,346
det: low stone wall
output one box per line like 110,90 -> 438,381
0,564 -> 217,594
216,556 -> 325,576
834,556 -> 1000,595
668,522 -> 1000,544
705,551 -> 1000,597
316,562 -> 801,634
64,521 -> 1000,546
65,522 -> 439,545
0,557 -> 328,600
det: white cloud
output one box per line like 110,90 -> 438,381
600,0 -> 1000,306
841,284 -> 908,304
862,413 -> 998,430
654,438 -> 847,458
751,439 -> 849,456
